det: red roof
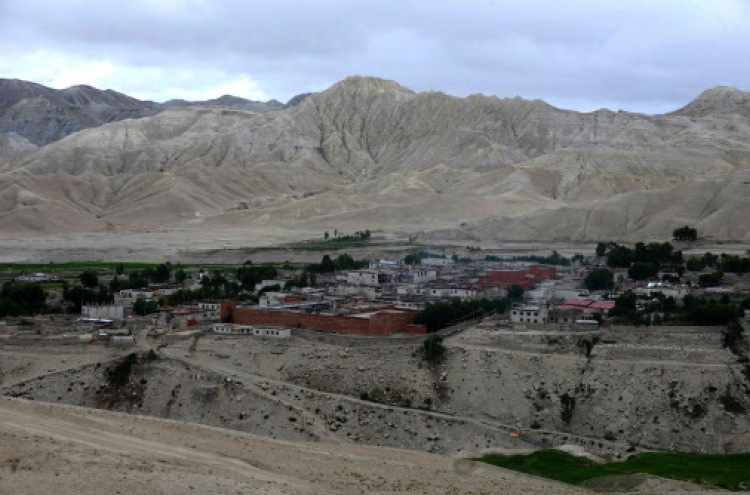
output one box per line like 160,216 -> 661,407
556,299 -> 615,312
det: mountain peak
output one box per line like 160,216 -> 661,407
328,75 -> 415,95
671,85 -> 750,117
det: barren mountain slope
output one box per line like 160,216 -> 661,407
0,397 -> 587,495
1,76 -> 749,241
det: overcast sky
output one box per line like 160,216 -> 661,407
1,0 -> 749,113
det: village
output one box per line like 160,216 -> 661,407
2,241 -> 748,346
2,241 -> 750,470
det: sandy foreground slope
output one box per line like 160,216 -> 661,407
0,397 -> 587,495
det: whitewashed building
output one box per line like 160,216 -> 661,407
211,324 -> 290,338
412,269 -> 437,284
82,304 -> 124,320
510,305 -> 549,324
18,272 -> 59,282
346,270 -> 388,287
421,258 -> 453,267
636,283 -> 689,299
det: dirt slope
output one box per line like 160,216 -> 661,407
0,397 -> 587,494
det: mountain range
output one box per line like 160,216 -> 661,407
0,76 -> 748,242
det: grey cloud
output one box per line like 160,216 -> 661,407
1,0 -> 749,112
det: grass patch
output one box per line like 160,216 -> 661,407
476,450 -> 750,490
0,262 -> 191,273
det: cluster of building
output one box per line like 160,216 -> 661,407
92,256 -> 698,337
216,259 -> 566,336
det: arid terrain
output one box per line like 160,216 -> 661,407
1,77 -> 749,245
1,397 -> 593,495
2,313 -> 747,493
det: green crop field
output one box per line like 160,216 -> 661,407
476,450 -> 750,491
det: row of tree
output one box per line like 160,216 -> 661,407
414,298 -> 508,333
607,289 -> 748,326
485,250 -> 576,266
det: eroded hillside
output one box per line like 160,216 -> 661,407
1,76 -> 749,241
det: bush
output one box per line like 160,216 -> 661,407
628,262 -> 659,281
699,271 -> 723,288
106,353 -> 138,389
560,392 -> 576,424
422,335 -> 446,364
673,225 -> 697,241
79,270 -> 99,288
585,268 -> 614,291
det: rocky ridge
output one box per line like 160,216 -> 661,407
0,76 -> 749,242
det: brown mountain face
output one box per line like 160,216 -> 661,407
0,79 -> 310,152
0,79 -> 162,147
0,75 -> 749,242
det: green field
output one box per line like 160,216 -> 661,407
0,262 -> 247,273
476,450 -> 750,490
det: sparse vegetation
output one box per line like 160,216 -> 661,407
105,353 -> 139,389
560,392 -> 575,424
673,225 -> 698,241
421,335 -> 446,364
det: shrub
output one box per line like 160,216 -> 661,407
422,335 -> 446,364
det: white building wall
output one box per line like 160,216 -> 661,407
82,304 -> 124,319
210,324 -> 290,338
510,306 -> 549,324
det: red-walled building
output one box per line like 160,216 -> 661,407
477,264 -> 557,290
220,302 -> 426,336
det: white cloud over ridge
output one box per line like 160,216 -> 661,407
1,0 -> 748,112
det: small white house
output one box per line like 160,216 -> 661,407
637,283 -> 689,299
211,323 -> 290,338
412,269 -> 437,284
347,270 -> 388,287
422,258 -> 453,267
510,305 -> 549,324
18,272 -> 58,282
259,292 -> 286,308
82,304 -> 124,320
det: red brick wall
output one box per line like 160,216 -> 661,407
477,265 -> 556,289
224,306 -> 421,336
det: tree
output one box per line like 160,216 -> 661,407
673,225 -> 697,241
0,282 -> 47,317
507,284 -> 524,302
585,268 -> 614,291
699,271 -> 724,287
319,255 -> 337,273
686,257 -> 705,272
64,286 -> 100,313
109,276 -> 122,293
702,252 -> 719,267
596,242 -> 608,257
79,270 -> 99,288
422,335 -> 446,364
154,263 -> 171,283
133,298 -> 159,316
606,245 -> 635,268
175,269 -> 187,286
115,262 -> 124,275
324,231 -> 329,241
628,262 -> 659,281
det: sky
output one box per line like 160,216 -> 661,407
1,0 -> 749,113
